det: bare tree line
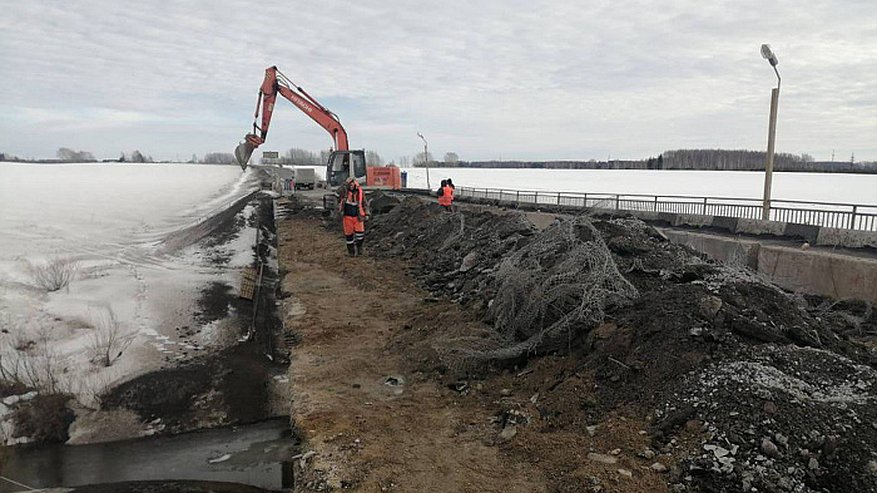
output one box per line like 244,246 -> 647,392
259,148 -> 385,166
3,147 -> 874,173
438,149 -> 877,173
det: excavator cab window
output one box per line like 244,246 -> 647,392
327,151 -> 366,187
351,152 -> 366,181
327,152 -> 347,186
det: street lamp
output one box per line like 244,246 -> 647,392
760,44 -> 781,221
417,132 -> 431,190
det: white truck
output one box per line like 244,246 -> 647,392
292,167 -> 316,190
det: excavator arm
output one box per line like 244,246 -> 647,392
235,66 -> 349,166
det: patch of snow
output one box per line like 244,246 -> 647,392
402,167 -> 877,205
697,350 -> 876,406
0,163 -> 260,407
208,453 -> 232,464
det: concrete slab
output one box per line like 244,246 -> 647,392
735,218 -> 787,237
673,214 -> 713,228
660,229 -> 760,269
816,227 -> 877,249
783,223 -> 821,243
757,245 -> 877,304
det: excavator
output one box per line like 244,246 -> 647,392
234,66 -> 399,189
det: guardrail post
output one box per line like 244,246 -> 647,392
615,195 -> 620,210
850,205 -> 858,230
535,191 -> 538,204
583,193 -> 588,208
702,197 -> 708,215
516,190 -> 520,204
557,192 -> 561,205
654,196 -> 658,211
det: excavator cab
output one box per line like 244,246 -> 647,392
326,150 -> 366,188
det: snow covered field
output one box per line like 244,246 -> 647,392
0,163 -> 259,440
402,168 -> 877,205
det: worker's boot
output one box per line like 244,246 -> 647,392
355,238 -> 364,256
346,243 -> 356,257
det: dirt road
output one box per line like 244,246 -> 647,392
277,197 -> 671,492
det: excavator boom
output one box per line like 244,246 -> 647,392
234,66 -> 349,167
234,66 -> 396,189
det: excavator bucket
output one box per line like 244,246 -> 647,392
234,140 -> 256,170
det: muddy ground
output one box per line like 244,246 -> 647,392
279,193 -> 877,493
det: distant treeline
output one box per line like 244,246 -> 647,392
435,149 -> 877,174
0,149 -> 237,165
5,147 -> 875,173
0,148 -> 157,164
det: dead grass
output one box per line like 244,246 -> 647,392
88,307 -> 134,367
28,256 -> 79,292
11,393 -> 75,443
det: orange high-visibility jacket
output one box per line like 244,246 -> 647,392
438,185 -> 454,206
342,185 -> 366,217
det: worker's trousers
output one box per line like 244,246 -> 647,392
343,215 -> 365,256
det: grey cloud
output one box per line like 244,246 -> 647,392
0,0 -> 875,161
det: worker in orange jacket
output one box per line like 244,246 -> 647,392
438,178 -> 454,211
338,178 -> 367,256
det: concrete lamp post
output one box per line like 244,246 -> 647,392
761,43 -> 781,221
417,132 -> 431,190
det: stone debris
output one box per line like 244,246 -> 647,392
638,448 -> 656,459
761,438 -> 781,458
498,424 -> 517,442
587,453 -> 618,465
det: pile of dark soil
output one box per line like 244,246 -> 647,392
369,195 -> 536,309
368,197 -> 877,492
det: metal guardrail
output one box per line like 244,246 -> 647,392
455,187 -> 877,232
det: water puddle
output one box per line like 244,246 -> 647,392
0,418 -> 294,492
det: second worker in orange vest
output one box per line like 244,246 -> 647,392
338,178 -> 367,256
438,181 -> 454,211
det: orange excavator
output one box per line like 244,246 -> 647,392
234,66 -> 400,189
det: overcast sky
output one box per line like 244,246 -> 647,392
1,0 -> 875,162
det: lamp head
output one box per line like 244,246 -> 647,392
761,44 -> 778,67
